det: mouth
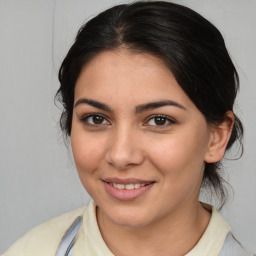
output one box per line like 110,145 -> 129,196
102,178 -> 155,201
105,182 -> 152,190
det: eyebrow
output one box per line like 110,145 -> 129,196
74,98 -> 186,113
135,100 -> 186,114
74,98 -> 113,112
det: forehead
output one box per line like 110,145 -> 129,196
74,49 -> 195,110
79,49 -> 170,80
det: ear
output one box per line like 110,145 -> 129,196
204,111 -> 235,163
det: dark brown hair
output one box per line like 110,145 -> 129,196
56,1 -> 243,207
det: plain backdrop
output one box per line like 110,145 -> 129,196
0,0 -> 255,254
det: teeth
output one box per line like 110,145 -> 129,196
134,184 -> 141,189
125,184 -> 135,190
112,183 -> 147,190
116,184 -> 125,189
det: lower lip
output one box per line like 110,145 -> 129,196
103,182 -> 154,201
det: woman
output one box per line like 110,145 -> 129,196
3,1 -> 254,255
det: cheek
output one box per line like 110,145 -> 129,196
71,132 -> 108,198
146,130 -> 208,179
146,133 -> 207,207
71,129 -> 106,177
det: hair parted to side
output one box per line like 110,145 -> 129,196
56,1 -> 243,207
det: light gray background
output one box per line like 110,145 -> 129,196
0,0 -> 255,254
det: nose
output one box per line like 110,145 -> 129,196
105,126 -> 145,170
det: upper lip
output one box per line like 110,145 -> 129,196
102,177 -> 155,185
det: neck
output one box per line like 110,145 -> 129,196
97,201 -> 211,256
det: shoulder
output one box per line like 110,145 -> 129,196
219,232 -> 255,256
186,203 -> 231,256
2,206 -> 87,256
186,203 -> 255,256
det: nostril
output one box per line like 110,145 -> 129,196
105,145 -> 145,169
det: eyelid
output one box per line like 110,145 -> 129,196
78,113 -> 176,128
144,114 -> 176,126
79,113 -> 111,125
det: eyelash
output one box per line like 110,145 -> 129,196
145,115 -> 176,127
79,113 -> 110,127
79,114 -> 176,128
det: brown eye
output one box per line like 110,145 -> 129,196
154,117 -> 167,126
147,115 -> 175,127
81,114 -> 109,126
92,115 -> 104,124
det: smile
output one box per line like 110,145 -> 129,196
111,183 -> 148,190
103,178 -> 155,201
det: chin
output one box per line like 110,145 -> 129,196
102,203 -> 155,229
112,216 -> 151,229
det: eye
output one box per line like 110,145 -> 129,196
80,114 -> 110,126
146,115 -> 175,127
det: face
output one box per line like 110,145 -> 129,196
71,49 -> 214,228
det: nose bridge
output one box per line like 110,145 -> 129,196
106,123 -> 144,169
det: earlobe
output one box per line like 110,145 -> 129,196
204,111 -> 235,163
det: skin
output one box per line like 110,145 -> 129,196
71,49 -> 233,256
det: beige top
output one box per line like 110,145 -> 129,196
3,200 -> 233,256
